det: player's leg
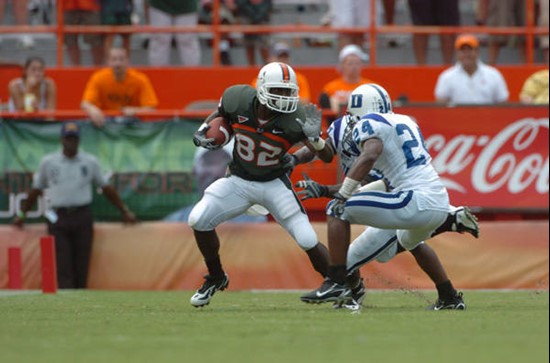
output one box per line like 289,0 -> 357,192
408,243 -> 465,310
431,206 -> 480,238
187,176 -> 253,307
262,177 -> 329,278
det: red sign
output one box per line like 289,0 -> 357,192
403,106 -> 549,209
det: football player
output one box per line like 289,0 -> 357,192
189,62 -> 333,307
293,83 -> 480,310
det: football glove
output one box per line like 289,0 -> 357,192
280,153 -> 298,172
295,172 -> 329,200
296,103 -> 322,141
192,123 -> 219,150
327,192 -> 347,219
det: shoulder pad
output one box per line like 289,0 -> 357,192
221,85 -> 256,114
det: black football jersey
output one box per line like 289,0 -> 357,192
219,85 -> 307,181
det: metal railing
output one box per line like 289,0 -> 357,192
0,0 -> 547,66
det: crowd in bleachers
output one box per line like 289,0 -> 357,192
0,0 -> 548,66
1,0 -> 548,114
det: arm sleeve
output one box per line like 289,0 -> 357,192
32,159 -> 49,190
82,73 -> 101,106
434,72 -> 450,101
90,157 -> 109,187
493,70 -> 509,102
352,114 -> 390,146
139,75 -> 159,108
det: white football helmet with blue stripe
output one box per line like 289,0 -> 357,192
347,83 -> 393,122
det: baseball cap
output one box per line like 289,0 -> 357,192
455,34 -> 479,50
339,44 -> 369,63
61,122 -> 80,137
273,41 -> 291,57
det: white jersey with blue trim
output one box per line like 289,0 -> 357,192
352,112 -> 450,211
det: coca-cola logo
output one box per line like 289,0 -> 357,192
426,118 -> 549,195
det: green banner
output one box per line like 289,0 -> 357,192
0,119 -> 201,223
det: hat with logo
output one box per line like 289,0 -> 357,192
339,44 -> 369,63
61,122 -> 80,137
455,34 -> 479,50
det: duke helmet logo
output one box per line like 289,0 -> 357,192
350,94 -> 362,108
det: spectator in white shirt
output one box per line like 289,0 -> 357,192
434,34 -> 509,105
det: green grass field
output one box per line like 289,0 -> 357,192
0,290 -> 548,363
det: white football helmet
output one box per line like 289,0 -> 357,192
347,83 -> 393,122
256,62 -> 299,113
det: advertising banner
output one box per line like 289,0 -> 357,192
404,106 -> 549,209
0,120 -> 200,223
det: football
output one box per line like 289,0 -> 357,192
205,116 -> 233,146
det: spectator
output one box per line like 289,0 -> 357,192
81,47 -> 159,127
100,0 -> 133,57
325,0 -> 381,49
477,0 -> 525,64
251,41 -> 311,103
198,0 -> 237,65
8,56 -> 56,112
13,122 -> 137,289
0,0 -> 34,49
146,0 -> 201,66
407,0 -> 459,65
319,45 -> 375,118
235,0 -> 272,66
63,0 -> 103,66
519,69 -> 549,105
434,34 -> 509,105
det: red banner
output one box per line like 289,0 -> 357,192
294,106 -> 549,211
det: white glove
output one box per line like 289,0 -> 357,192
296,103 -> 322,141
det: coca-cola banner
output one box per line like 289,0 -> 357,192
401,106 -> 549,209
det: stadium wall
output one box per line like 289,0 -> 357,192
0,65 -> 547,109
0,221 -> 548,291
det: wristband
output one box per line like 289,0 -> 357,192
338,177 -> 360,199
310,138 -> 326,151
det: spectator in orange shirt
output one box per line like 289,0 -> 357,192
81,48 -> 159,127
251,41 -> 311,103
63,0 -> 103,65
319,45 -> 375,119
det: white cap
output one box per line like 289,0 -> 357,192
338,44 -> 369,63
272,41 -> 291,56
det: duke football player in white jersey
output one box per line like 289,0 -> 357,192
291,83 -> 479,310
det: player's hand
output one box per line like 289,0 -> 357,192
122,209 -> 138,224
295,172 -> 329,200
327,192 -> 347,219
192,123 -> 218,150
280,153 -> 297,172
296,103 -> 322,140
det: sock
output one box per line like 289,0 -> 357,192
205,256 -> 224,279
436,280 -> 457,301
328,265 -> 347,285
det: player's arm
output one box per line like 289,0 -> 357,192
337,138 -> 383,200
